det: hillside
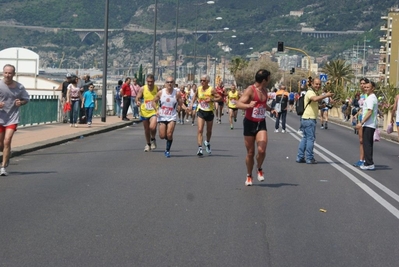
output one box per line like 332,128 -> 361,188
0,0 -> 396,71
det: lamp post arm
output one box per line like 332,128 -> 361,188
285,46 -> 311,77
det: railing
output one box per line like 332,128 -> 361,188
19,95 -> 103,126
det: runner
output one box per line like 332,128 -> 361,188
178,85 -> 187,124
188,75 -> 222,156
136,74 -> 159,152
215,81 -> 226,124
235,69 -> 277,186
227,84 -> 241,129
152,77 -> 183,158
187,84 -> 198,126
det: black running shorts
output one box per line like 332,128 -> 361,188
197,109 -> 215,122
243,117 -> 267,136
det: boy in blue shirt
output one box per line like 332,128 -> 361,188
81,83 -> 97,127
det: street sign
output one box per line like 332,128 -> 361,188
301,79 -> 306,85
320,74 -> 328,83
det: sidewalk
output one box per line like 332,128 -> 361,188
3,115 -> 138,159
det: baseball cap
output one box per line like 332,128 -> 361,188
66,73 -> 72,78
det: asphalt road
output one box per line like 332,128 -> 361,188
1,112 -> 399,267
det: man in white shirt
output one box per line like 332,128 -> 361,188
356,81 -> 378,170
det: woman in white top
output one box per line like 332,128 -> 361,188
67,75 -> 83,127
152,76 -> 184,158
391,93 -> 399,143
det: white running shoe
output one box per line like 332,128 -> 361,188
150,139 -> 157,150
274,129 -> 279,133
0,167 -> 8,176
204,140 -> 211,154
281,130 -> 286,133
360,164 -> 375,170
245,176 -> 253,186
257,170 -> 265,182
144,144 -> 150,152
197,147 -> 203,156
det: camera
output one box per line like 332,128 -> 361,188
326,104 -> 333,109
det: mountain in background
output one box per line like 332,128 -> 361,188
0,0 -> 396,72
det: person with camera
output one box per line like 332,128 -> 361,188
296,78 -> 334,164
273,84 -> 289,133
319,88 -> 333,129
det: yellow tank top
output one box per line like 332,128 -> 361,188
196,86 -> 214,112
228,90 -> 239,109
140,84 -> 158,118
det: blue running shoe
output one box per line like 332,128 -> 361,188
165,151 -> 170,158
353,160 -> 364,167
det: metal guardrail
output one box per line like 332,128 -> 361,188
19,95 -> 103,126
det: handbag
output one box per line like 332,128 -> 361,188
387,123 -> 394,134
274,94 -> 284,113
373,128 -> 380,142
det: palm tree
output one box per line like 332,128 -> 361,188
229,57 -> 248,77
322,59 -> 354,86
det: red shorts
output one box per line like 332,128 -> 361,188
0,124 -> 18,133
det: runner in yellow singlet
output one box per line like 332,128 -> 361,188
227,84 -> 241,129
136,74 -> 159,152
188,75 -> 222,156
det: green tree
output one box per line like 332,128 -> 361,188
322,59 -> 354,87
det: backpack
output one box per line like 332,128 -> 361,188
296,94 -> 310,116
115,85 -> 121,101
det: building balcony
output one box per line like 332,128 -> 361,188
381,25 -> 388,31
379,60 -> 386,65
380,49 -> 386,54
380,37 -> 387,42
381,16 -> 388,20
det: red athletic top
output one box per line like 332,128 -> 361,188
121,83 -> 131,97
245,85 -> 268,122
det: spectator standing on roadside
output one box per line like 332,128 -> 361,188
356,81 -> 378,170
274,85 -> 289,133
391,92 -> 399,145
81,83 -> 97,127
67,75 -> 83,128
130,78 -> 140,119
114,80 -> 123,118
353,78 -> 368,166
296,78 -> 334,164
121,77 -> 131,121
59,73 -> 72,122
0,64 -> 30,176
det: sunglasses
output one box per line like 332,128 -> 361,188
200,80 -> 207,82
166,81 -> 174,84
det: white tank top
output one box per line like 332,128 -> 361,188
157,88 -> 178,122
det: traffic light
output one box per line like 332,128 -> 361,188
290,67 -> 295,74
277,42 -> 284,52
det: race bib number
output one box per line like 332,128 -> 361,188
160,106 -> 173,116
145,100 -> 154,110
252,107 -> 266,119
230,99 -> 236,105
199,100 -> 210,110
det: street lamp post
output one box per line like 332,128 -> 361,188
173,0 -> 179,82
101,0 -> 110,122
152,0 -> 158,76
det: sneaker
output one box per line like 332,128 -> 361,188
282,130 -> 286,133
297,130 -> 303,134
353,160 -> 364,167
306,159 -> 318,164
197,147 -> 203,156
144,144 -> 150,152
296,158 -> 306,163
230,124 -> 233,130
234,117 -> 237,122
0,167 -> 8,176
217,120 -> 221,124
257,170 -> 265,182
274,129 -> 279,133
164,151 -> 171,158
74,124 -> 78,128
150,139 -> 157,150
186,119 -> 189,122
320,126 -> 324,129
191,123 -> 194,126
360,164 -> 375,170
70,124 -> 73,127
204,140 -> 211,154
245,176 -> 253,186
